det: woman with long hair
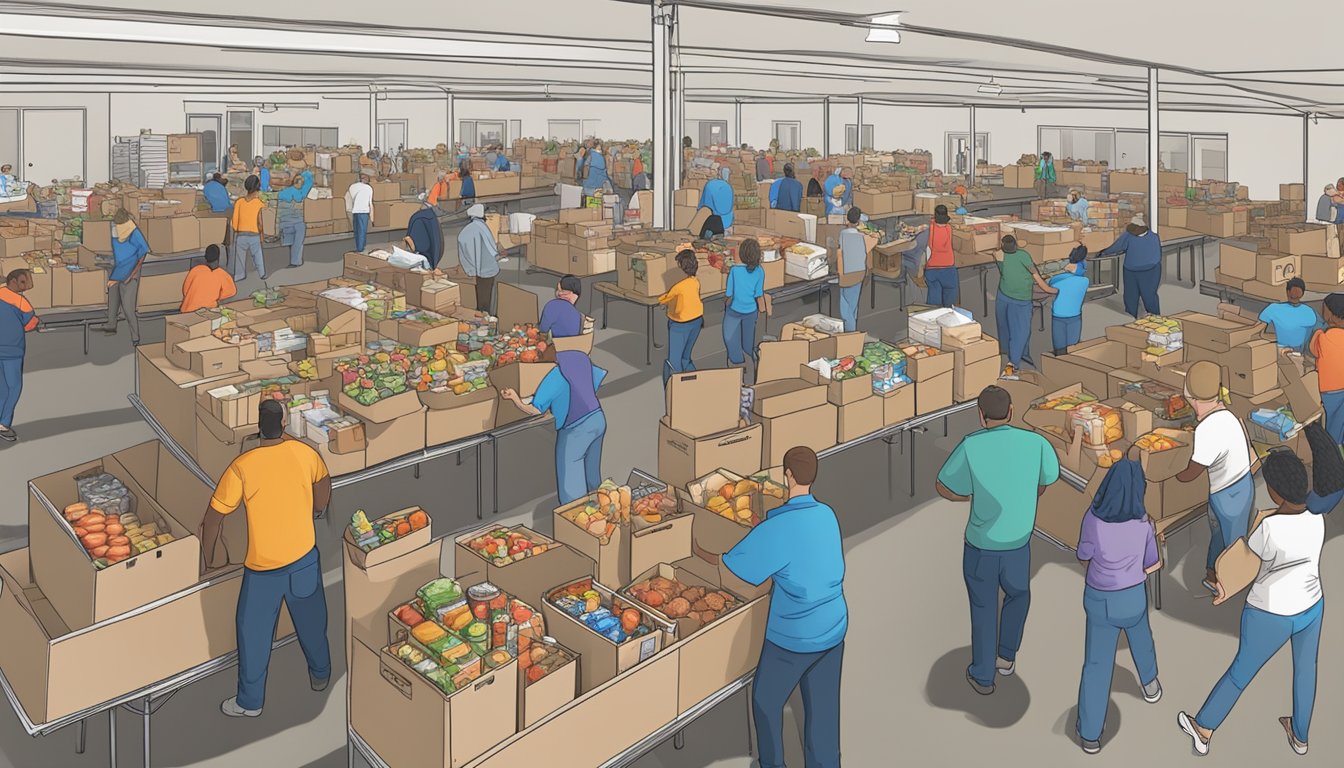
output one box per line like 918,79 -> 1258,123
1304,420 -> 1344,514
723,239 -> 765,378
1074,459 -> 1163,754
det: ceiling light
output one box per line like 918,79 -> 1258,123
978,78 -> 1002,96
866,13 -> 901,44
259,103 -> 277,113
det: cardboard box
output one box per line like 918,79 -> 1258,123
349,638 -> 519,768
26,442 -> 202,630
799,363 -> 874,407
197,215 -> 228,248
1173,308 -> 1265,353
454,525 -> 593,609
881,384 -> 915,426
362,408 -> 427,466
372,201 -> 419,229
1280,183 -> 1306,201
665,368 -> 742,438
836,395 -> 884,442
901,346 -> 955,382
169,335 -> 240,378
751,378 -> 828,419
1042,339 -> 1128,397
657,420 -> 763,492
759,403 -> 838,467
541,577 -> 669,694
1218,240 -> 1259,281
553,496 -> 630,589
1255,253 -> 1300,286
1145,474 -> 1208,520
1277,225 -> 1327,257
1299,255 -> 1344,287
955,357 -> 1001,403
915,372 -> 953,415
680,467 -> 786,554
341,507 -> 433,571
303,197 -> 334,223
423,393 -> 496,446
369,181 -> 400,202
143,216 -> 200,254
0,233 -> 36,258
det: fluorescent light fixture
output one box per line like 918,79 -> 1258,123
866,13 -> 901,44
978,79 -> 1002,96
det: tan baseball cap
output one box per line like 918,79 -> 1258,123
1186,361 -> 1222,401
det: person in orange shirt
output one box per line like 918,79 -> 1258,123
230,174 -> 267,281
0,268 -> 38,442
181,245 -> 238,312
658,249 -> 704,386
426,171 -> 450,210
202,399 -> 332,718
918,204 -> 959,307
1311,293 -> 1344,445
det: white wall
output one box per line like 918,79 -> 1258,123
0,92 -> 110,182
456,100 -> 650,143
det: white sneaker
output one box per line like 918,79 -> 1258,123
996,657 -> 1015,677
220,697 -> 261,718
1178,711 -> 1209,756
1143,678 -> 1163,704
1280,717 -> 1308,756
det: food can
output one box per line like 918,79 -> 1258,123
467,582 -> 501,620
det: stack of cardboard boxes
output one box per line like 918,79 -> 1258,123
1218,222 -> 1338,298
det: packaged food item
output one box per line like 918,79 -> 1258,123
416,577 -> 463,615
467,582 -> 502,620
411,621 -> 447,646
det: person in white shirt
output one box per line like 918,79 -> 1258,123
344,171 -> 374,251
1176,361 -> 1254,595
1178,446 -> 1324,758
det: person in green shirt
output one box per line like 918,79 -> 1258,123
995,234 -> 1054,379
937,385 -> 1060,695
1034,151 -> 1057,200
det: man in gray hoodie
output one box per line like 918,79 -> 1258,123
457,203 -> 500,314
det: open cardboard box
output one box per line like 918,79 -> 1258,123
618,562 -> 744,643
27,441 -> 202,630
540,577 -> 671,694
454,525 -> 593,609
1173,306 -> 1265,353
496,282 -> 595,354
679,467 -> 786,555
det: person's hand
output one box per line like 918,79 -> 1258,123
500,387 -> 520,404
1212,580 -> 1229,606
106,280 -> 117,288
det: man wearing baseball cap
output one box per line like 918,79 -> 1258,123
457,203 -> 500,313
1176,361 -> 1255,594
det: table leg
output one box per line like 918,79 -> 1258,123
413,463 -> 420,480
943,416 -> 948,437
83,321 -> 90,356
673,730 -> 685,750
980,267 -> 989,318
1176,248 -> 1182,282
1190,244 -> 1198,288
76,718 -> 86,754
348,738 -> 354,768
870,276 -> 876,310
601,292 -> 609,330
141,696 -> 150,768
110,706 -> 117,768
909,428 -> 917,498
745,680 -> 756,757
645,306 -> 653,366
481,441 -> 489,518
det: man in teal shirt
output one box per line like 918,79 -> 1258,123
1258,278 -> 1321,353
937,385 -> 1059,695
724,446 -> 846,768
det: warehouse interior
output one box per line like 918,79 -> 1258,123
2,1 -> 1344,767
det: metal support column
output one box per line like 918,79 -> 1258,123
968,105 -> 977,186
1303,114 -> 1311,223
672,67 -> 685,184
446,91 -> 456,151
1147,67 -> 1160,236
856,96 -> 864,151
823,97 -> 831,158
369,90 -> 378,153
652,1 -> 674,228
734,100 -> 743,148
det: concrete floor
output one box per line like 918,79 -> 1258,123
2,233 -> 1340,768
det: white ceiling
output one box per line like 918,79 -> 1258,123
0,0 -> 1339,117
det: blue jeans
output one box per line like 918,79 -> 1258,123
963,542 -> 1031,687
1207,473 -> 1254,572
838,282 -> 862,332
236,547 -> 330,711
280,220 -> 306,266
723,307 -> 757,367
1077,584 -> 1159,742
925,267 -> 959,307
1307,486 -> 1344,515
995,292 -> 1033,370
663,317 -> 703,386
1196,600 -> 1323,743
352,212 -> 370,251
752,639 -> 843,768
231,232 -> 265,280
1052,314 -> 1082,355
1122,266 -> 1161,319
555,409 -> 605,504
0,356 -> 22,427
1321,389 -> 1344,446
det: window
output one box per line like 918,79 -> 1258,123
1039,126 -> 1225,178
548,120 -> 580,142
772,121 -> 801,152
581,120 -> 601,140
945,132 -> 990,175
228,111 -> 253,161
261,125 -> 339,154
845,124 -> 874,152
458,120 -> 475,147
476,121 -> 506,147
509,120 -> 522,145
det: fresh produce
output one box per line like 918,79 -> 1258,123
631,481 -> 677,526
416,578 -> 464,616
1134,432 -> 1183,453
548,579 -> 655,644
463,528 -> 549,566
518,642 -> 573,686
1034,390 -> 1099,411
62,501 -> 174,569
348,507 -> 430,552
899,342 -> 941,360
700,472 -> 783,528
626,575 -> 739,626
1095,448 -> 1126,468
560,479 -> 635,541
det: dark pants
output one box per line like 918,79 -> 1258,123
723,307 -> 757,368
663,317 -> 703,386
106,277 -> 141,344
963,541 -> 1031,687
236,547 -> 331,711
1051,314 -> 1082,355
700,214 -> 725,239
474,276 -> 496,315
925,266 -> 959,307
752,640 -> 843,768
1122,265 -> 1161,318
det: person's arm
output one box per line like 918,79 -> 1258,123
1032,271 -> 1057,294
17,297 -> 37,332
1143,521 -> 1162,574
202,463 -> 243,571
1076,511 -> 1097,565
538,301 -> 557,334
1097,232 -> 1127,258
200,507 -> 227,572
722,522 -> 786,586
936,443 -> 972,502
231,200 -> 242,233
1178,424 -> 1217,483
499,387 -> 543,417
1176,460 -> 1208,483
256,204 -> 265,238
1040,435 -> 1061,489
298,169 -> 314,198
1309,328 -> 1325,359
219,272 -> 237,302
344,187 -> 355,213
312,474 -> 332,518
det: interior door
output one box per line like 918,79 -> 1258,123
187,114 -> 222,174
22,109 -> 85,183
378,120 -> 408,153
774,122 -> 800,152
1192,136 -> 1228,182
699,121 -> 727,148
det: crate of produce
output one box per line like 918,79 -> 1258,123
621,563 -> 742,641
344,507 -> 431,568
541,576 -> 671,693
1131,429 -> 1195,481
680,468 -> 788,554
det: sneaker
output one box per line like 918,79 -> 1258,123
0,427 -> 15,442
1143,678 -> 1163,704
220,697 -> 261,718
966,667 -> 994,696
1000,364 -> 1019,381
1080,736 -> 1101,755
1279,717 -> 1308,755
996,657 -> 1015,677
99,325 -> 118,335
1177,711 -> 1210,756
310,672 -> 330,692
1201,578 -> 1219,595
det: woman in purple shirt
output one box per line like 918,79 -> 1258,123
1075,459 -> 1164,754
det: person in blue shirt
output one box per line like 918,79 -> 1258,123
581,142 -> 610,195
539,275 -> 584,339
1040,245 -> 1090,354
276,169 -> 313,268
937,385 -> 1060,695
1098,214 -> 1162,318
202,173 -> 231,214
698,167 -> 735,238
837,207 -> 869,332
0,268 -> 38,443
500,350 -> 606,504
574,142 -> 588,184
493,148 -> 512,173
251,156 -> 271,193
101,209 -> 148,344
1259,278 -> 1321,353
723,239 -> 765,376
770,163 -> 803,213
723,445 -> 846,768
457,161 -> 477,202
823,167 -> 852,209
1066,190 -> 1092,226
402,196 -> 444,269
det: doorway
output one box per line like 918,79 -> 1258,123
187,114 -> 222,175
21,109 -> 86,183
945,132 -> 989,176
1191,135 -> 1228,182
377,119 -> 409,154
698,120 -> 727,148
548,120 -> 580,142
773,121 -> 801,152
228,110 -> 254,164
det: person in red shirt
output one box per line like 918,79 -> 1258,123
918,205 -> 959,307
180,245 -> 238,312
0,268 -> 38,442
